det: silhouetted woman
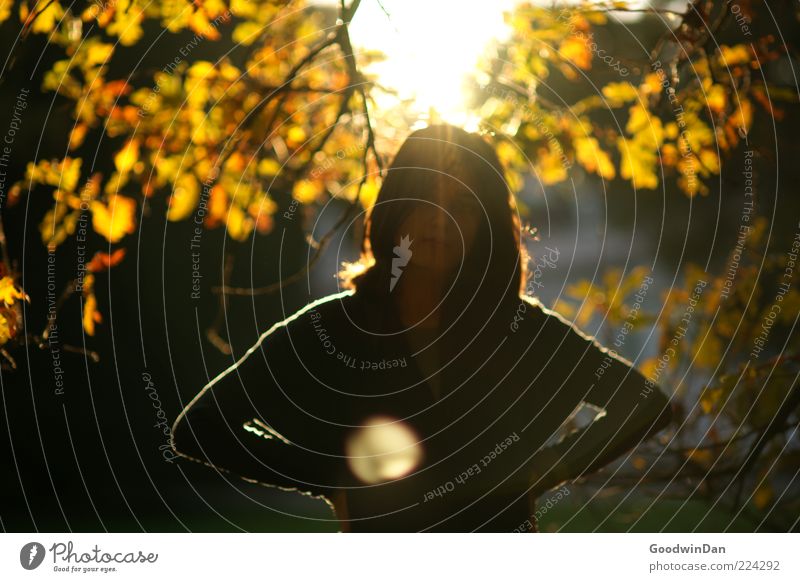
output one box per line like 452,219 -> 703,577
172,124 -> 673,532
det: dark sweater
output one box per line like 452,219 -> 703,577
172,290 -> 671,532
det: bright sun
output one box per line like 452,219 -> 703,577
346,0 -> 515,127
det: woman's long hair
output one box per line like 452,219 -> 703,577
340,124 -> 527,333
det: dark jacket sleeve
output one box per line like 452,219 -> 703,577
171,321 -> 342,499
554,309 -> 673,429
528,301 -> 673,483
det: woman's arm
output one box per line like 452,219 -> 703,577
171,324 -> 341,499
527,313 -> 673,495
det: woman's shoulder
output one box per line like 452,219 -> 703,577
277,290 -> 356,328
508,294 -> 548,333
254,290 -> 357,345
510,294 -> 597,345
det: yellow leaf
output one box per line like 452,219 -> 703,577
706,84 -> 727,114
233,22 -> 262,45
82,293 -> 101,336
677,155 -> 707,196
718,44 -> 751,67
69,123 -> 88,150
187,61 -> 216,78
29,1 -> 64,34
641,72 -> 664,95
56,158 -> 83,192
617,137 -> 659,190
257,158 -> 282,177
91,195 -> 136,243
661,143 -> 678,166
574,137 -> 615,179
626,105 -> 663,148
230,0 -> 258,19
0,0 -> 13,24
0,311 -> 12,346
559,36 -> 592,70
189,10 -> 220,40
293,179 -> 322,204
0,277 -> 28,306
40,207 -> 79,247
537,147 -> 569,185
699,149 -> 720,174
104,171 -> 129,196
167,173 -> 200,221
287,126 -> 307,147
602,82 -> 639,105
680,112 -> 715,153
358,177 -> 381,210
114,139 -> 139,174
225,205 -> 253,241
106,1 -> 144,46
85,42 -> 114,67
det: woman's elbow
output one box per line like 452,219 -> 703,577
644,387 -> 673,434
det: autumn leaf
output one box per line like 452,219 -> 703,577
114,139 -> 140,174
0,277 -> 29,306
82,293 -> 102,336
293,179 -> 323,204
87,249 -> 127,273
257,158 -> 282,177
0,0 -> 12,25
358,177 -> 381,210
601,82 -> 639,106
617,137 -> 659,190
167,173 -> 200,222
233,22 -> 262,46
718,44 -> 752,67
574,136 -> 615,179
69,123 -> 89,150
205,185 -> 229,228
26,158 -> 83,191
558,36 -> 592,73
0,302 -> 23,347
91,195 -> 137,243
536,146 -> 569,185
106,0 -> 144,46
225,205 -> 253,241
706,84 -> 727,114
27,0 -> 64,34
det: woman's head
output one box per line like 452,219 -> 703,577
343,124 -> 526,308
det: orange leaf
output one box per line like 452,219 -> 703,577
87,249 -> 127,273
82,293 -> 102,336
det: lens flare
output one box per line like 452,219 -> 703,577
345,415 -> 423,484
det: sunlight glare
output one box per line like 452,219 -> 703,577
347,0 -> 515,127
